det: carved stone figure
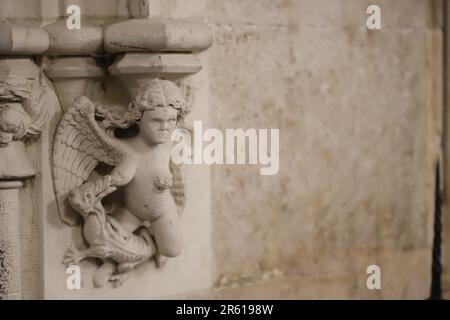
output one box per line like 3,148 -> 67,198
1,15 -> 213,298
52,79 -> 190,287
0,68 -> 49,178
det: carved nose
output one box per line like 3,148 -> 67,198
160,122 -> 169,130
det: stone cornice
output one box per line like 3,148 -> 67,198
104,18 -> 214,53
0,18 -> 214,56
0,21 -> 49,55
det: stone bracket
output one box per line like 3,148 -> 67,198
0,15 -> 214,298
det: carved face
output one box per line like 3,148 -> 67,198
139,106 -> 178,145
0,103 -> 30,147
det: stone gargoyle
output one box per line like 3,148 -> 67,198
52,79 -> 190,288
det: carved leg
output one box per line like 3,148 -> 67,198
151,209 -> 182,258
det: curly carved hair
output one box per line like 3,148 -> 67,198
0,103 -> 32,147
97,79 -> 190,135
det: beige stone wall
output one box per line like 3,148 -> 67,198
194,0 -> 443,299
1,0 -> 445,299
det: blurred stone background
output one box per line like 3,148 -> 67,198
1,0 -> 447,299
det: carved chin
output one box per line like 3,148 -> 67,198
151,135 -> 170,144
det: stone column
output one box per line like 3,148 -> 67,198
0,22 -> 50,300
0,140 -> 37,300
0,181 -> 23,299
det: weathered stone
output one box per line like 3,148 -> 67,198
0,22 -> 49,55
42,57 -> 105,111
109,53 -> 202,75
0,181 -> 23,300
43,57 -> 105,79
44,20 -> 103,56
176,249 -> 430,299
103,18 -> 214,53
0,142 -> 36,179
0,0 -> 445,301
0,57 -> 46,180
206,0 -> 441,300
39,7 -> 213,299
127,0 -> 151,18
0,54 -> 50,302
0,57 -> 39,81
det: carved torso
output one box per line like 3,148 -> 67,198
123,143 -> 177,222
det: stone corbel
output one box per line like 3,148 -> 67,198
43,20 -> 104,111
105,18 -> 212,97
1,13 -> 214,294
0,21 -> 50,300
42,17 -> 213,107
46,17 -> 213,289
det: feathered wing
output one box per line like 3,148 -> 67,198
169,158 -> 186,215
169,123 -> 193,215
52,96 -> 127,226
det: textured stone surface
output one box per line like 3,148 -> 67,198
104,18 -> 214,53
44,21 -> 103,56
0,0 -> 444,300
0,184 -> 22,299
0,0 -> 127,20
0,57 -> 39,80
200,0 -> 442,299
0,22 -> 49,55
43,57 -> 105,79
173,249 -> 430,300
109,53 -> 202,75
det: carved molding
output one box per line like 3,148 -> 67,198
103,18 -> 214,53
44,20 -> 103,56
0,21 -> 49,55
1,17 -> 213,57
109,53 -> 203,75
